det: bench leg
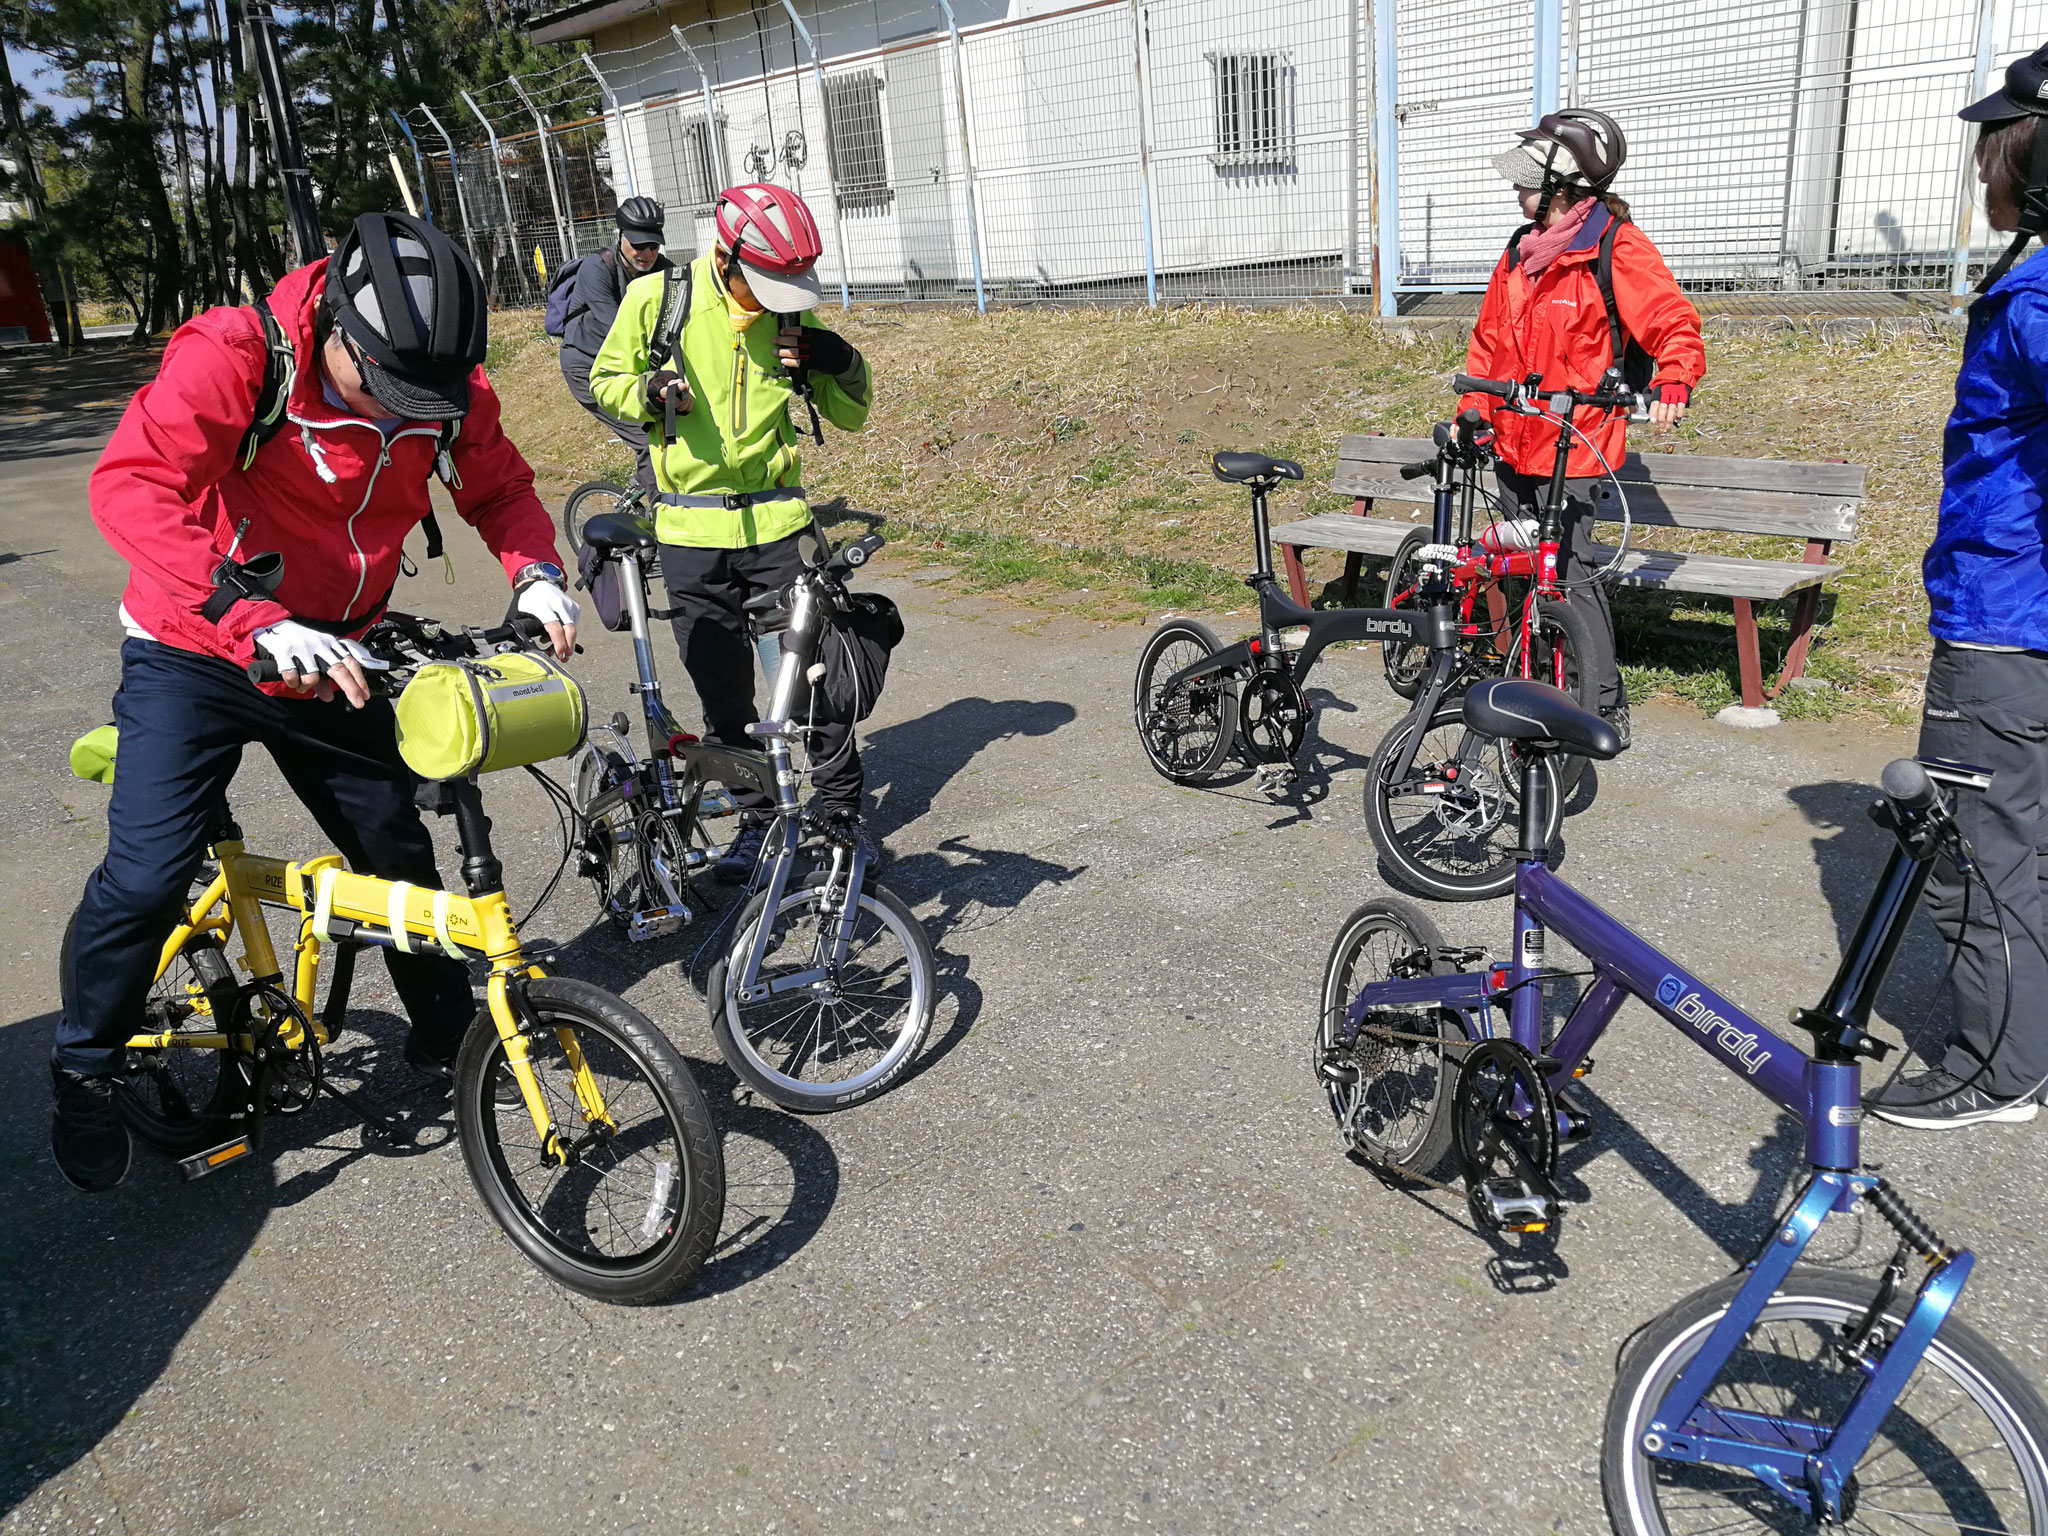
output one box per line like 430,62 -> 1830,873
1733,598 -> 1766,710
1282,543 -> 1311,608
1766,587 -> 1822,701
1341,551 -> 1364,605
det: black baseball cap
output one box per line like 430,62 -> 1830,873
1961,42 -> 2048,122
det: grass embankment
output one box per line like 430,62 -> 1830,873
489,305 -> 1959,722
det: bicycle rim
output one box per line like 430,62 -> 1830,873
562,480 -> 627,555
1319,905 -> 1458,1169
119,935 -> 251,1152
1368,703 -> 1557,898
468,1009 -> 706,1280
1134,621 -> 1235,781
719,882 -> 931,1108
1612,1277 -> 2048,1535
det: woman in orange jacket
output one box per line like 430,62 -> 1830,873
1461,109 -> 1705,745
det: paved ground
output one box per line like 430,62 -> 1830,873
3,429 -> 2045,1535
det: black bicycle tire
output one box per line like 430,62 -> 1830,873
1381,528 -> 1432,701
1602,1265 -> 2048,1535
561,479 -> 628,558
1132,617 -> 1239,784
454,978 -> 725,1305
1364,700 -> 1563,901
706,872 -> 937,1112
1529,595 -> 1608,795
1317,897 -> 1464,1173
60,912 -> 252,1156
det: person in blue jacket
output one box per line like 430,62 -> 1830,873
1867,42 -> 2048,1129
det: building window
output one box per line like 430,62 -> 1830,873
677,113 -> 729,214
1209,52 -> 1294,172
823,71 -> 892,213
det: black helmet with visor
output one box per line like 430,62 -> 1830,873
326,211 -> 488,421
1495,109 -> 1628,224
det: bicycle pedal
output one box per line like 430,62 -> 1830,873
1470,1176 -> 1554,1234
626,905 -> 691,942
178,1136 -> 255,1181
1254,764 -> 1298,793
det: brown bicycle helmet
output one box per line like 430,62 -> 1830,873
1496,109 -> 1628,219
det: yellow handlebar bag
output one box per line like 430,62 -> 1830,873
394,652 -> 587,780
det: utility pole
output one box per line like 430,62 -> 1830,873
243,0 -> 323,264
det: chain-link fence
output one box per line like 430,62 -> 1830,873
413,0 -> 2039,312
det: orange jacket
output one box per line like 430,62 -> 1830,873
1460,207 -> 1705,480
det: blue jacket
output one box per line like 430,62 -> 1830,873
1925,250 -> 2048,648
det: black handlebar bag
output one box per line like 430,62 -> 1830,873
797,592 -> 904,726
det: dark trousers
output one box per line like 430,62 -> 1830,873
658,536 -> 864,817
1916,642 -> 2048,1100
563,352 -> 654,495
54,639 -> 473,1079
1496,465 -> 1623,712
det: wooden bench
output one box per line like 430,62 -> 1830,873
1271,434 -> 1865,711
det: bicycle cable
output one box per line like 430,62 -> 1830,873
514,764 -> 579,934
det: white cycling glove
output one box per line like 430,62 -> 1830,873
515,580 -> 581,630
252,621 -> 389,678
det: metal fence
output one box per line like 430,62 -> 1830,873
403,0 -> 2040,313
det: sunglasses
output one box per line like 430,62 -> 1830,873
626,239 -> 663,253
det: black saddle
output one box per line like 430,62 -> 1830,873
1462,678 -> 1623,761
581,511 -> 657,553
1212,451 -> 1305,485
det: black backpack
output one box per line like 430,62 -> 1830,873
1505,213 -> 1658,394
238,296 -> 454,565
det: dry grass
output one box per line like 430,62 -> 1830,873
489,303 -> 1961,719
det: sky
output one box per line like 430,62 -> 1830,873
8,45 -> 82,122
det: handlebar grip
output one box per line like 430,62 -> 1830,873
1452,374 -> 1513,398
1881,758 -> 1938,814
248,657 -> 284,684
1398,460 -> 1434,480
479,614 -> 549,647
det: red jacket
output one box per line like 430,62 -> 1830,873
90,259 -> 560,685
1460,206 -> 1705,480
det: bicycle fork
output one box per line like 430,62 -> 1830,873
1640,1170 -> 1973,1522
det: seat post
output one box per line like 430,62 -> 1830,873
1515,751 -> 1552,864
1249,481 -> 1275,583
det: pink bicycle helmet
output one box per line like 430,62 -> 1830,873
714,183 -> 825,311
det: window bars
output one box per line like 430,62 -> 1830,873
1209,52 -> 1296,173
823,71 -> 894,213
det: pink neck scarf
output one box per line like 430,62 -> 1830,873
1518,198 -> 1597,280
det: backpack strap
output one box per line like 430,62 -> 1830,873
1592,217 -> 1627,374
1504,223 -> 1533,272
647,263 -> 694,372
238,297 -> 298,470
780,310 -> 825,446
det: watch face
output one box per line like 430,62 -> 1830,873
522,562 -> 567,586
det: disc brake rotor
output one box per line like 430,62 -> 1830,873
1241,673 -> 1307,764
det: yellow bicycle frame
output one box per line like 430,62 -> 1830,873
136,834 -> 614,1160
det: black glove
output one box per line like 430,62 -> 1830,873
643,369 -> 691,415
777,324 -> 858,381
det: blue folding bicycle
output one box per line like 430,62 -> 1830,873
1316,677 -> 2048,1534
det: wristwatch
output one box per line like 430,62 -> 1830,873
513,560 -> 567,593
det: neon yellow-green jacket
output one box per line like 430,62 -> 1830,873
589,254 -> 872,548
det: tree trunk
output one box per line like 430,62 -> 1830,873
165,38 -> 205,321
121,10 -> 185,333
224,0 -> 267,296
0,42 -> 82,346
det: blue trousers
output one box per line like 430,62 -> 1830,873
54,639 -> 473,1078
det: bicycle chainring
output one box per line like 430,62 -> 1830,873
1452,1038 -> 1561,1234
1240,673 -> 1308,764
254,985 -> 321,1116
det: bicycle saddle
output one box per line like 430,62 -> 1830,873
1211,451 -> 1305,485
1461,678 -> 1623,761
581,511 -> 657,553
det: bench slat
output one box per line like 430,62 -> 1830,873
1272,515 -> 1840,600
1329,462 -> 1857,541
1337,433 -> 1867,498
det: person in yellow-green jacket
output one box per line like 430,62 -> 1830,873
589,182 -> 873,881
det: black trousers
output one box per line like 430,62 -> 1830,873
1915,642 -> 2048,1099
563,352 -> 654,495
1496,465 -> 1623,713
56,639 -> 473,1078
658,535 -> 863,817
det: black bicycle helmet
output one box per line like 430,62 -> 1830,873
615,196 -> 666,245
327,210 -> 488,420
1496,109 -> 1628,221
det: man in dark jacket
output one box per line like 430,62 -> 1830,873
559,196 -> 673,496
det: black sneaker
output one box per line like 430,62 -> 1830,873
716,819 -> 770,885
1865,1068 -> 2039,1130
51,1069 -> 132,1193
403,1031 -> 462,1083
820,811 -> 886,874
1601,701 -> 1633,751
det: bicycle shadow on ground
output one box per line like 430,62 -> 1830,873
688,1057 -> 842,1300
0,1009 -> 282,1512
1788,779 -> 1951,1068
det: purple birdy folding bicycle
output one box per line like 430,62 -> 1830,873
1317,677 -> 2048,1534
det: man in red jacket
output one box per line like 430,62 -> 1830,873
53,212 -> 577,1193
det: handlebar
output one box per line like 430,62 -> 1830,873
247,614 -> 552,687
1880,758 -> 1937,815
1398,460 -> 1433,481
1453,372 -> 1647,418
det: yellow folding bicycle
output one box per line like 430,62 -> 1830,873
62,614 -> 725,1306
